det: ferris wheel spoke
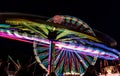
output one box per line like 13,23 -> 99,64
75,54 -> 80,72
36,47 -> 49,52
39,53 -> 48,61
37,51 -> 48,56
67,51 -> 72,72
55,50 -> 66,74
84,55 -> 95,65
80,55 -> 91,66
55,50 -> 65,70
63,52 -> 68,73
70,52 -> 78,72
54,49 -> 63,65
56,58 -> 65,75
74,52 -> 88,70
69,53 -> 75,72
67,51 -> 71,72
64,51 -> 69,72
41,58 -> 48,68
79,63 -> 85,73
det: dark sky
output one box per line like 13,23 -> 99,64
0,0 -> 119,57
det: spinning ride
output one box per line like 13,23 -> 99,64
0,13 -> 119,75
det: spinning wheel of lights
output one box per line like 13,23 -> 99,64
0,13 -> 119,75
33,15 -> 98,75
33,15 -> 119,75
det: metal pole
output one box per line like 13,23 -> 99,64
48,27 -> 57,75
48,40 -> 55,74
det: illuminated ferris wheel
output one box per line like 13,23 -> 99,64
0,13 -> 119,76
33,15 -> 119,75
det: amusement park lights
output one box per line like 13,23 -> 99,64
0,29 -> 119,60
0,13 -> 119,75
63,71 -> 80,76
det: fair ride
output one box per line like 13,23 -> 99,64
0,13 -> 119,76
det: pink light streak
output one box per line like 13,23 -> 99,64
0,30 -> 118,60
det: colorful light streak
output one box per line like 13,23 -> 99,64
0,29 -> 119,60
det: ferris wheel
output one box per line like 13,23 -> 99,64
33,15 -> 118,75
0,13 -> 119,76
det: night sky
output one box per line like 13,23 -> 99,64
0,0 -> 119,73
